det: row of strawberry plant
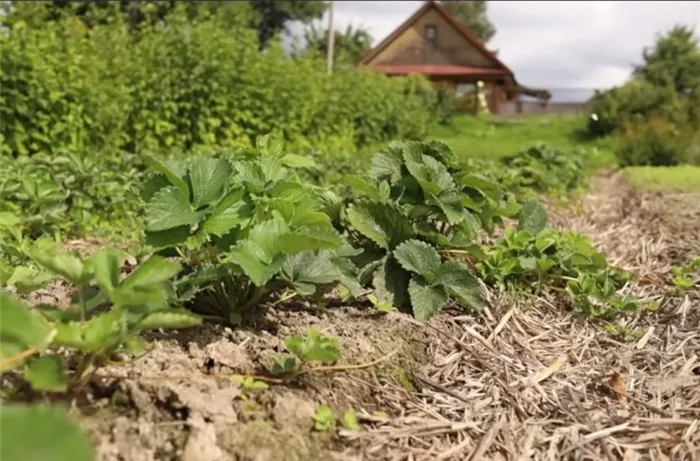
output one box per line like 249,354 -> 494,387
0,137 -> 643,461
134,135 -> 642,324
0,150 -> 146,239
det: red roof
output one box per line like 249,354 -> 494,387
369,64 -> 512,77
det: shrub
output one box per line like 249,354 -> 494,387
586,79 -> 678,138
0,7 -> 439,157
615,115 -> 700,167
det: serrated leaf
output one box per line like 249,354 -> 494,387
519,200 -> 548,236
281,252 -> 342,295
86,249 -> 125,293
281,226 -> 344,253
31,251 -> 87,285
228,222 -> 288,286
435,261 -> 484,311
122,256 -> 181,289
429,191 -> 466,225
393,240 -> 442,282
81,310 -> 126,352
202,188 -> 249,236
408,277 -> 448,322
189,158 -> 231,208
344,175 -> 381,200
145,226 -> 192,250
403,153 -> 455,196
145,186 -> 198,232
144,155 -> 189,198
518,256 -> 537,271
458,174 -> 501,201
0,404 -> 95,461
0,292 -> 55,354
346,201 -> 414,250
286,329 -> 341,363
6,266 -> 55,293
370,148 -> 404,182
25,356 -> 67,392
372,257 -> 410,308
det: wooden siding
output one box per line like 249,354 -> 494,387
367,9 -> 497,69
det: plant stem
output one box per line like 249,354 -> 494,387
0,347 -> 38,370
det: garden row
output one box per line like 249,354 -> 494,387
1,137 -> 657,459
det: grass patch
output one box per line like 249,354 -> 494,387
431,114 -> 616,167
623,165 -> 700,192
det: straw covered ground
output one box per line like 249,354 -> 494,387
339,173 -> 700,461
50,173 -> 699,461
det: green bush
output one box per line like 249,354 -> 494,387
0,7 -> 438,157
586,80 -> 678,138
615,115 -> 700,167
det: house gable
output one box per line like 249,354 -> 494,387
360,1 -> 510,72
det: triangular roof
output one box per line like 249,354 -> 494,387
359,0 -> 512,77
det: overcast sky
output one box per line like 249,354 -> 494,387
301,1 -> 700,102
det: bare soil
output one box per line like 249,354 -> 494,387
8,173 -> 700,461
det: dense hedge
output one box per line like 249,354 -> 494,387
0,8 -> 439,157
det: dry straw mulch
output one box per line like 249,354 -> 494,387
345,174 -> 700,461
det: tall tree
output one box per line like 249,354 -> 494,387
633,25 -> 700,96
440,0 -> 496,44
251,1 -> 328,49
304,24 -> 373,66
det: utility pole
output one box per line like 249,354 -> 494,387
326,1 -> 335,74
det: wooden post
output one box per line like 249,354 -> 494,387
327,1 -> 335,74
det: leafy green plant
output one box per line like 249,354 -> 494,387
0,151 -> 144,238
271,328 -> 341,377
0,404 -> 95,461
313,404 -> 336,432
479,203 -> 638,317
342,408 -> 361,431
343,140 -> 514,320
141,136 -> 360,324
497,143 -> 588,197
0,211 -> 57,292
0,248 -> 201,391
671,256 -> 699,291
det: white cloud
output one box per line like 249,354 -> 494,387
310,1 -> 700,101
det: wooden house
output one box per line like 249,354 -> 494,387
358,0 -> 551,115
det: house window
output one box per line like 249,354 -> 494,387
425,25 -> 437,41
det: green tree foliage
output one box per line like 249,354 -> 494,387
252,0 -> 328,49
588,24 -> 700,165
0,4 -> 438,157
440,0 -> 496,44
0,1 -> 315,44
304,24 -> 374,66
633,25 -> 700,96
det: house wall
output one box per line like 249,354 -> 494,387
367,9 -> 497,68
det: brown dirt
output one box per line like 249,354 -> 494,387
6,173 -> 700,460
79,306 -> 432,461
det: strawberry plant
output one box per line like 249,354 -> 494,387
0,151 -> 144,238
342,141 -> 515,320
0,212 -> 57,292
671,256 -> 699,291
478,202 -> 638,317
141,135 -> 361,324
1,404 -> 95,461
498,143 -> 588,197
1,248 -> 201,391
271,328 -> 342,377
